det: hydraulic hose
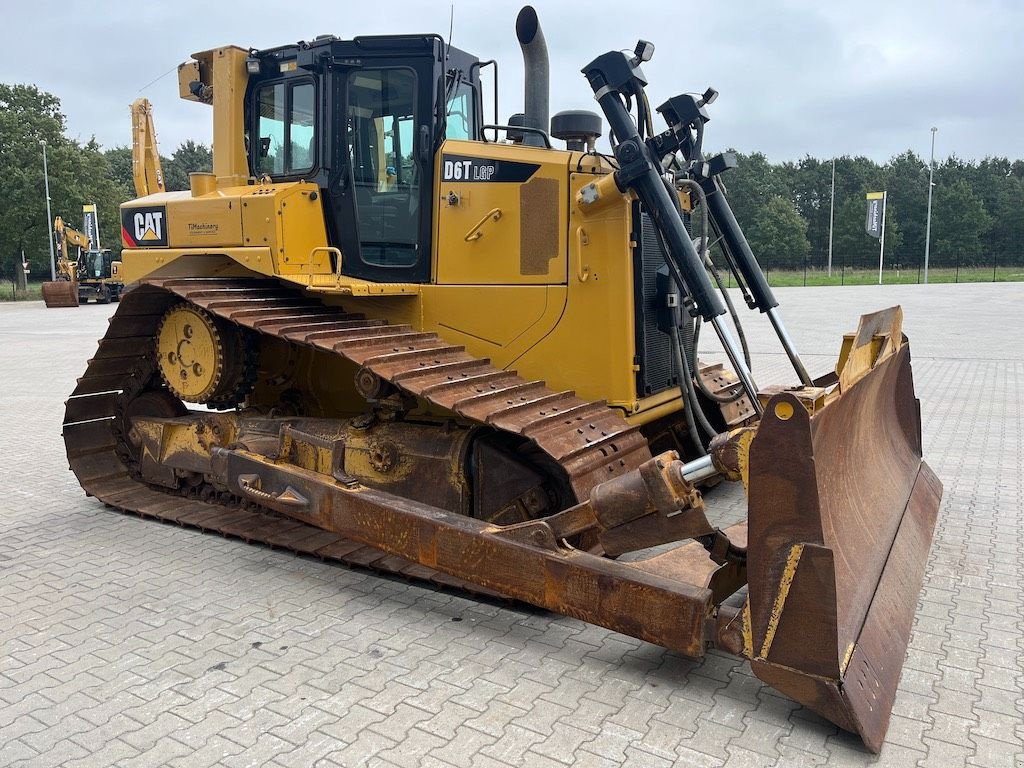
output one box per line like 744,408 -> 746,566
667,176 -> 749,403
705,256 -> 751,370
582,50 -> 761,413
692,316 -> 746,405
670,324 -> 706,455
670,323 -> 718,442
700,175 -> 778,313
679,307 -> 697,381
671,176 -> 751,371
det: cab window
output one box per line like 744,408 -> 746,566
255,80 -> 316,176
445,80 -> 475,140
347,68 -> 419,268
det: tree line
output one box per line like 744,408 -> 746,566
0,84 -> 211,286
719,150 -> 1024,272
3,82 -> 1023,286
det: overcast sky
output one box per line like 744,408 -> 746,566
6,0 -> 1022,163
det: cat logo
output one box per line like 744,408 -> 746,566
121,205 -> 168,247
135,212 -> 163,241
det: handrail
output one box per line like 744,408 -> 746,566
464,209 -> 502,242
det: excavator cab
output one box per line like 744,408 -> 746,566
83,249 -> 113,279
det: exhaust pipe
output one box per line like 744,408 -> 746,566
516,5 -> 549,146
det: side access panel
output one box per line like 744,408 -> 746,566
434,139 -> 569,285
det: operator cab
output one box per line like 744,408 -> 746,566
243,35 -> 483,283
84,249 -> 115,279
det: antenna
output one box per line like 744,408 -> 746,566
445,4 -> 455,64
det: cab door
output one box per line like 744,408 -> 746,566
330,62 -> 436,284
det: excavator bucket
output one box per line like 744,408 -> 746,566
744,307 -> 941,752
42,280 -> 79,308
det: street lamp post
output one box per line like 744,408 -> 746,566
827,157 -> 836,277
40,139 -> 56,281
923,127 -> 937,284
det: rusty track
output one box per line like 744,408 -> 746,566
156,277 -> 652,497
61,298 -> 510,593
62,276 -> 666,595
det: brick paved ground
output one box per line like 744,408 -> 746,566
1,283 -> 1021,767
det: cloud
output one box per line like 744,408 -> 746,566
7,0 -> 1021,162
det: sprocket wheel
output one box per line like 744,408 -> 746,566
156,303 -> 254,407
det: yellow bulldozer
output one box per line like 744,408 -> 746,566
62,7 -> 941,751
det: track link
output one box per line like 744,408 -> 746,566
62,278 -> 659,595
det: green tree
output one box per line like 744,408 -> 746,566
104,146 -> 134,192
746,195 -> 810,270
0,85 -> 126,274
988,177 -> 1024,258
787,156 -> 833,264
0,84 -> 68,277
931,178 -> 991,265
716,151 -> 791,232
164,140 -> 213,191
882,150 -> 928,266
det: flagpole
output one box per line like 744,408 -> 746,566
877,191 -> 887,285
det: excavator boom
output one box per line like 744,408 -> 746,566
42,216 -> 88,307
130,98 -> 166,197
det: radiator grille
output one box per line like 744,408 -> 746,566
633,208 -> 681,397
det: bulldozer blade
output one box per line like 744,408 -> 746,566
42,280 -> 79,308
744,309 -> 941,752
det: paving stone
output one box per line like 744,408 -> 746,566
531,721 -> 594,764
968,735 -> 1024,768
478,723 -> 547,765
115,736 -> 195,767
427,723 -> 497,765
919,735 -> 975,768
3,285 -> 1024,767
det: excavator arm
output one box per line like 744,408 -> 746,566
53,216 -> 92,279
43,216 -> 92,306
130,98 -> 166,197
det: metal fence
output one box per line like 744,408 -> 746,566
728,251 -> 1024,287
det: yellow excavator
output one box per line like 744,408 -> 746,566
41,209 -> 123,306
62,7 -> 941,750
41,216 -> 88,307
43,100 -> 164,308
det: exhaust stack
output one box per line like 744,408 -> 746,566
516,5 -> 549,146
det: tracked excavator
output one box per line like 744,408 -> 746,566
41,216 -> 88,307
62,7 -> 941,750
43,99 -> 163,308
42,209 -> 123,307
